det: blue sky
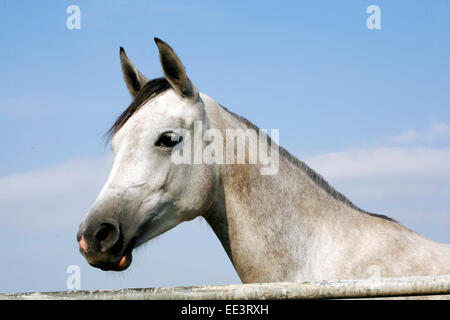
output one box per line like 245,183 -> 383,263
0,1 -> 449,293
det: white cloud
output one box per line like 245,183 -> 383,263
388,121 -> 450,146
388,129 -> 420,144
304,147 -> 450,180
303,147 -> 450,241
303,147 -> 450,199
429,122 -> 450,140
0,155 -> 113,231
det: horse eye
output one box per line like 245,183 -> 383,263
155,132 -> 183,148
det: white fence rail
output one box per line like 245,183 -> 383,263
1,275 -> 450,300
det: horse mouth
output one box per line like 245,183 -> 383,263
112,236 -> 137,271
89,252 -> 132,271
112,252 -> 133,271
78,210 -> 160,272
82,236 -> 137,272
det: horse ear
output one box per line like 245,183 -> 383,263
154,38 -> 199,101
120,47 -> 149,98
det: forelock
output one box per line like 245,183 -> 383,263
106,77 -> 171,141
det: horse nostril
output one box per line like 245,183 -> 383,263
95,223 -> 120,252
79,235 -> 88,253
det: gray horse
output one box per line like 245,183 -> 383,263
77,38 -> 450,285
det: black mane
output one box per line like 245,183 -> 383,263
106,77 -> 171,141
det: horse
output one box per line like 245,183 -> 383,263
77,38 -> 450,286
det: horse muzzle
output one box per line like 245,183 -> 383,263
77,219 -> 136,271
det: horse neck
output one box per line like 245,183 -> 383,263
201,97 -> 362,282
